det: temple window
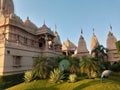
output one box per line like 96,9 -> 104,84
39,42 -> 43,48
39,39 -> 45,48
13,56 -> 21,67
7,50 -> 10,54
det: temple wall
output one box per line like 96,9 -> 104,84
2,44 -> 41,75
107,49 -> 120,64
7,25 -> 39,48
41,49 -> 62,57
0,43 -> 5,75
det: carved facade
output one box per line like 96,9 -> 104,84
90,33 -> 99,52
0,0 -> 62,75
106,31 -> 120,64
62,39 -> 77,56
73,35 -> 89,57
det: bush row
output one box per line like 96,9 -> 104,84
0,73 -> 24,89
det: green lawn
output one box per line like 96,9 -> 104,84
7,76 -> 120,90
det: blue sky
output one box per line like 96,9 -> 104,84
14,0 -> 120,51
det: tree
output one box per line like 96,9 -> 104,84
110,60 -> 120,72
116,41 -> 120,55
69,57 -> 80,74
91,45 -> 108,66
32,56 -> 52,79
79,56 -> 100,78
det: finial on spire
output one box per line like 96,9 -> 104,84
67,38 -> 69,41
81,28 -> 83,35
55,24 -> 57,31
93,28 -> 95,35
27,16 -> 29,20
110,24 -> 112,31
44,19 -> 46,25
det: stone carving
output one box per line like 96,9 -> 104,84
53,31 -> 61,45
62,39 -> 77,51
90,34 -> 99,51
73,35 -> 89,57
77,35 -> 88,53
107,31 -> 117,49
0,0 -> 14,16
24,17 -> 38,30
62,39 -> 77,56
106,31 -> 119,64
10,13 -> 23,23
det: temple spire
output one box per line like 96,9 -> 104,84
90,28 -> 99,52
0,0 -> 14,17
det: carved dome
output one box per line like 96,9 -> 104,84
62,39 -> 77,51
76,35 -> 88,53
24,17 -> 37,30
10,13 -> 23,23
36,24 -> 54,35
53,31 -> 62,45
107,31 -> 117,49
90,34 -> 99,51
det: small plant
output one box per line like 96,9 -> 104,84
49,68 -> 64,83
68,74 -> 77,83
24,71 -> 33,82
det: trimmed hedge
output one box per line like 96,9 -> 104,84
0,73 -> 24,89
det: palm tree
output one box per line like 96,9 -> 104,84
69,57 -> 80,74
32,56 -> 52,79
79,56 -> 100,78
91,45 -> 108,64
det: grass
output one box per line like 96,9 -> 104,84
7,76 -> 120,90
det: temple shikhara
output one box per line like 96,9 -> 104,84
0,0 -> 120,75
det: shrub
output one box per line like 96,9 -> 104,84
32,56 -> 51,79
69,57 -> 80,75
24,71 -> 33,82
0,73 -> 24,89
68,74 -> 77,83
49,68 -> 64,83
80,56 -> 100,79
110,61 -> 120,72
0,76 -> 3,83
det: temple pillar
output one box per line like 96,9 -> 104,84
45,34 -> 49,50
